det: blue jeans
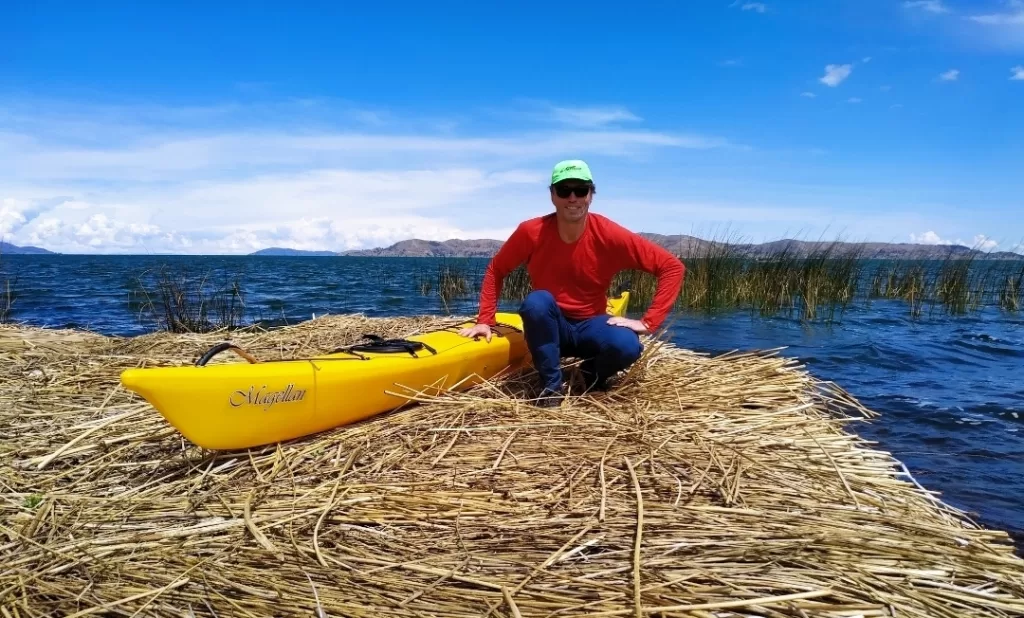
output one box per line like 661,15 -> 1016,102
518,290 -> 643,393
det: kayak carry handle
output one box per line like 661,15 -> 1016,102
195,342 -> 259,366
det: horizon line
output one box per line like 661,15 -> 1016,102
4,231 -> 1023,258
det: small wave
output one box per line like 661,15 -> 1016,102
863,314 -> 907,327
965,333 -> 1006,344
951,337 -> 1024,359
838,341 -> 927,371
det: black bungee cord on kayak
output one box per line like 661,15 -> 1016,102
334,333 -> 438,357
194,335 -> 438,364
195,342 -> 258,366
192,319 -> 526,366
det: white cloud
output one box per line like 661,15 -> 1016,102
731,1 -> 767,12
20,212 -> 185,252
500,100 -> 647,129
972,234 -> 999,251
3,96 -> 1016,256
904,0 -> 950,14
939,69 -> 960,81
4,128 -> 731,184
962,2 -> 1024,51
910,231 -> 1000,250
1012,66 -> 1024,80
9,182 -> 528,254
548,105 -> 641,128
1,198 -> 30,236
862,56 -> 873,63
911,231 -> 952,245
847,97 -> 863,103
880,85 -> 892,91
800,92 -> 817,98
190,216 -> 516,254
890,103 -> 904,109
0,94 -> 751,254
969,5 -> 1024,24
819,64 -> 853,87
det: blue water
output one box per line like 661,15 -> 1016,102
3,254 -> 1022,552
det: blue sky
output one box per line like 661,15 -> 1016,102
1,0 -> 1022,254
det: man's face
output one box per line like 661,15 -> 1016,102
550,181 -> 593,223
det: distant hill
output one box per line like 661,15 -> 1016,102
4,235 -> 1020,260
0,241 -> 54,255
250,247 -> 340,256
255,235 -> 1022,260
636,234 -> 1023,260
339,238 -> 504,258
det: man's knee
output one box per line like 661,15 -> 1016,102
606,327 -> 642,363
519,290 -> 556,318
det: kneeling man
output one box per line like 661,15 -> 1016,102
459,160 -> 685,405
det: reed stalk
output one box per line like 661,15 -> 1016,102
0,277 -> 14,324
418,249 -> 1024,324
128,264 -> 247,333
434,259 -> 470,314
999,263 -> 1024,312
0,249 -> 15,324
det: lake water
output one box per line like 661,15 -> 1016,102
3,254 -> 1022,553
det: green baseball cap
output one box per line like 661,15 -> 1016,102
550,159 -> 593,185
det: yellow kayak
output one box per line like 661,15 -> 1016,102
120,292 -> 630,450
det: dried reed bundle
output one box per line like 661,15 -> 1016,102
1,315 -> 1023,617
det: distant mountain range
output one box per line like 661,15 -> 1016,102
2,237 -> 1020,260
0,241 -> 55,255
250,235 -> 1024,260
251,240 -> 504,258
250,247 -> 340,257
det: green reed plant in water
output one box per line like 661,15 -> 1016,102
746,244 -> 801,317
897,264 -> 928,315
433,259 -> 471,314
870,260 -> 924,300
373,264 -> 395,287
415,236 -> 1022,323
868,264 -> 887,299
612,268 -> 659,310
0,249 -> 14,324
416,272 -> 433,296
128,264 -> 247,333
998,263 -> 1024,312
679,238 -> 747,313
903,264 -> 929,318
934,249 -> 982,316
0,278 -> 14,324
500,264 -> 532,303
866,259 -> 929,317
813,243 -> 864,322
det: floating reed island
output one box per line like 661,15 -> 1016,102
2,315 -> 1024,617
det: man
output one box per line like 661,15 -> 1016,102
459,159 -> 685,406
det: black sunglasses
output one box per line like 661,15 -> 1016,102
553,184 -> 592,199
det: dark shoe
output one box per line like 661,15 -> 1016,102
583,374 -> 611,393
533,387 -> 566,408
579,359 -> 612,393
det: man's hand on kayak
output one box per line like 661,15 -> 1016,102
607,317 -> 649,334
459,323 -> 492,342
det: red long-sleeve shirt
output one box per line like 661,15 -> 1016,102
476,213 -> 685,331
